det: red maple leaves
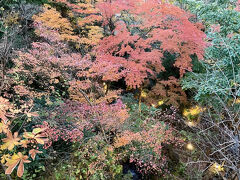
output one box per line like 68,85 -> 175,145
89,0 -> 206,88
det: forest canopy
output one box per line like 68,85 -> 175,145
0,0 -> 240,179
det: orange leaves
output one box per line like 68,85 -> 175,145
0,97 -> 13,123
77,15 -> 102,26
26,111 -> 39,118
23,128 -> 48,145
13,85 -> 30,96
1,132 -> 20,151
0,127 -> 48,177
114,131 -> 141,148
29,149 -> 42,160
0,109 -> 48,178
0,121 -> 10,134
33,5 -> 72,32
20,139 -> 29,148
145,77 -> 187,107
48,0 -> 103,49
33,5 -> 77,42
5,152 -> 31,177
79,25 -> 103,46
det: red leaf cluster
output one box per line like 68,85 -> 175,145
89,0 -> 206,88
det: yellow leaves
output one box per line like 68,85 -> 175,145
20,140 -> 29,148
150,100 -> 165,108
141,90 -> 147,98
1,132 -> 20,151
205,59 -> 215,65
183,105 -> 205,119
23,128 -> 48,145
114,131 -> 141,148
33,5 -> 77,41
151,104 -> 156,107
209,162 -> 224,174
0,128 -> 47,177
0,96 -> 47,177
3,12 -> 19,26
86,26 -> 103,45
1,154 -> 10,164
5,152 -> 31,177
26,111 -> 39,122
227,97 -> 240,105
32,128 -> 45,134
183,106 -> 204,126
162,0 -> 175,4
235,98 -> 240,104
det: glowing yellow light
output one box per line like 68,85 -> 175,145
141,91 -> 147,98
151,104 -> 156,107
158,100 -> 164,106
186,143 -> 194,151
183,106 -> 205,118
235,98 -> 240,104
103,82 -> 108,93
189,106 -> 202,116
209,162 -> 224,174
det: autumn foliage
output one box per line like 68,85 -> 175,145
0,0 -> 209,178
88,0 -> 206,89
0,97 -> 48,177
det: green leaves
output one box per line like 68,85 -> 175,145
181,0 -> 240,106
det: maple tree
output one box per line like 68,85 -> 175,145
87,0 -> 206,90
2,0 -> 228,179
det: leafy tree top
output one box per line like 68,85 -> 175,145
88,0 -> 207,88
